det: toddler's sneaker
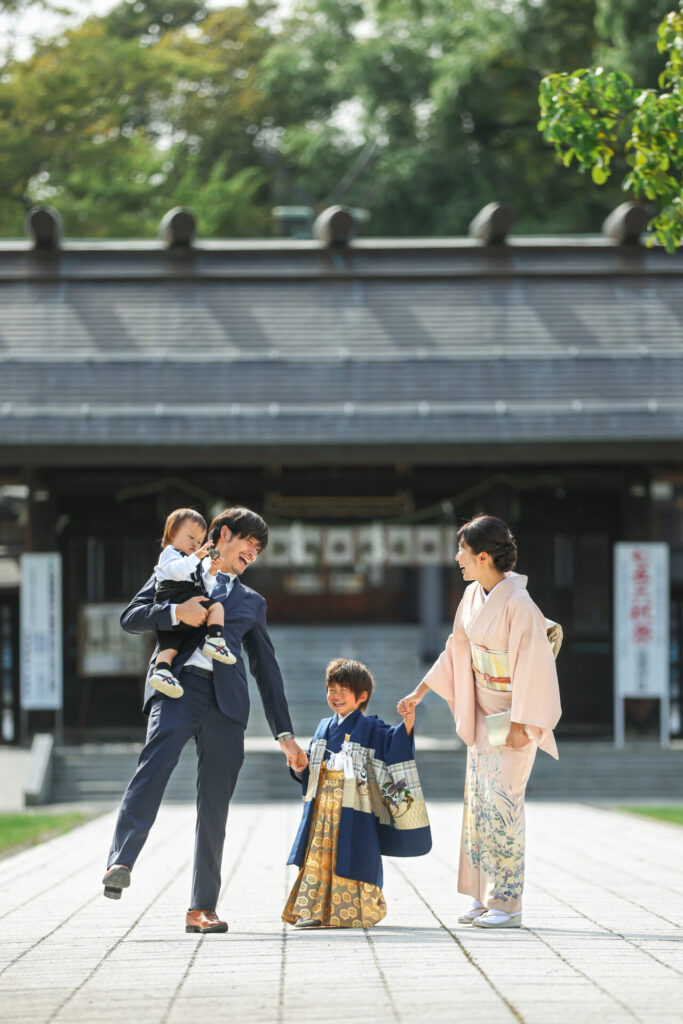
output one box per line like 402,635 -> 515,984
202,636 -> 237,664
149,667 -> 184,699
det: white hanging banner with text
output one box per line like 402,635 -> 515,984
614,542 -> 669,699
20,552 -> 63,710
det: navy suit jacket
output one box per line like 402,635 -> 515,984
120,574 -> 294,737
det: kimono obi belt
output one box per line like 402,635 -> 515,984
470,643 -> 512,692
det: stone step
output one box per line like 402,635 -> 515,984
49,742 -> 683,804
250,623 -> 455,738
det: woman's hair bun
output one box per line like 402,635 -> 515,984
457,515 -> 518,571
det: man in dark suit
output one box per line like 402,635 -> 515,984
102,506 -> 306,933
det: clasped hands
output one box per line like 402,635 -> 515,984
398,682 -> 529,750
280,737 -> 308,772
176,595 -> 210,627
396,681 -> 428,719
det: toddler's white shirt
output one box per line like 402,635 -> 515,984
154,545 -> 204,584
167,566 -> 237,674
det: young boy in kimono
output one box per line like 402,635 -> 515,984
282,658 -> 432,929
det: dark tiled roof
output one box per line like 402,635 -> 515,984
0,238 -> 681,454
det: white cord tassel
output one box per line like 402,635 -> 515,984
327,737 -> 355,779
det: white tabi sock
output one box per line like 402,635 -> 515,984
479,909 -> 521,923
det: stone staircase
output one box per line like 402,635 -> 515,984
250,623 -> 452,738
50,624 -> 683,803
50,740 -> 683,804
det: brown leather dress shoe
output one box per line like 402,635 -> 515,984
102,864 -> 130,900
185,909 -> 228,934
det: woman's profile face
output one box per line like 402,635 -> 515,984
456,540 -> 484,581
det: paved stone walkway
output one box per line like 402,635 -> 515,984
0,801 -> 681,1023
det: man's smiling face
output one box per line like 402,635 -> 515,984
218,529 -> 261,575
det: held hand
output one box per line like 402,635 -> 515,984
505,723 -> 531,750
280,737 -> 308,770
397,700 -> 416,736
293,748 -> 309,771
396,684 -> 426,717
176,595 -> 209,627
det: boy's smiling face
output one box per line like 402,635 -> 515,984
326,682 -> 367,719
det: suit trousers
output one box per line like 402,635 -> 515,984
107,667 -> 245,910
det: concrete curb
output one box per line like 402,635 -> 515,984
23,733 -> 54,806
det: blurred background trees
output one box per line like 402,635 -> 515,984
0,0 -> 677,238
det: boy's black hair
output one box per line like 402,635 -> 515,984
208,506 -> 269,549
325,658 -> 374,711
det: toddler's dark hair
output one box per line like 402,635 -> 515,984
161,508 -> 207,550
325,658 -> 374,711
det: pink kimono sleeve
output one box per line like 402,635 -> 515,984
421,631 -> 455,705
420,602 -> 476,746
508,596 -> 562,759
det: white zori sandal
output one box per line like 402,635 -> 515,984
473,909 -> 522,929
457,899 -> 487,924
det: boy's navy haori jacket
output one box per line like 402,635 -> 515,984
288,709 -> 432,887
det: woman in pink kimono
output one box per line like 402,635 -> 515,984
399,515 -> 561,930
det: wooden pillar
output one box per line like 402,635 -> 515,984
418,565 -> 444,662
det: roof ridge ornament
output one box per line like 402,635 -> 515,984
468,202 -> 516,245
314,205 -> 357,247
159,207 -> 197,249
26,206 -> 63,251
602,203 -> 649,245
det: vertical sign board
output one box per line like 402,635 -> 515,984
613,543 -> 669,746
20,553 -> 63,711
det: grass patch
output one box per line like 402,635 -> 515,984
619,806 -> 683,827
0,812 -> 89,855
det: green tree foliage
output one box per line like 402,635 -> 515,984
156,4 -> 275,235
0,1 -> 274,236
538,5 -> 683,251
0,0 -> 47,10
262,0 -> 621,236
0,11 -> 177,236
103,0 -> 207,38
0,0 -> 679,238
594,0 -> 674,86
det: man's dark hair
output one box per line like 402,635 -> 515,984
208,507 -> 269,549
325,658 -> 374,711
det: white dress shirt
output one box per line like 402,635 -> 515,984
170,564 -> 236,673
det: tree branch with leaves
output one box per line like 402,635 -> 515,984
538,4 -> 683,251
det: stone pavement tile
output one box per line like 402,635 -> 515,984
414,801 -> 682,1024
527,805 -> 683,927
521,1009 -> 635,1024
0,799 -> 682,1024
56,805 -> 264,1024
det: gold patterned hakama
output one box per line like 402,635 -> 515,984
282,764 -> 387,928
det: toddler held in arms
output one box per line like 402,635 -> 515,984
149,508 -> 236,699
